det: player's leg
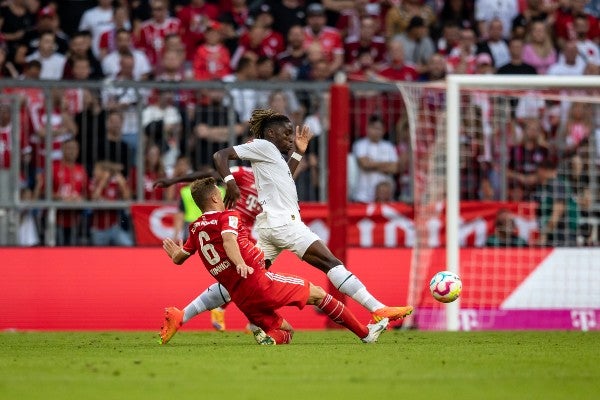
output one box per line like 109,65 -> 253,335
307,283 -> 388,342
159,283 -> 231,344
281,222 -> 413,321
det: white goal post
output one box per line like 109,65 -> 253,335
399,75 -> 600,331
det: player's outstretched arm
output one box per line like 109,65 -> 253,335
213,148 -> 242,209
288,125 -> 314,176
163,238 -> 190,265
222,232 -> 254,278
153,168 -> 218,189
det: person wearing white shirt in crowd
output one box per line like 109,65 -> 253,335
78,0 -> 115,58
101,29 -> 152,80
25,31 -> 66,80
351,114 -> 399,203
574,15 -> 600,66
547,40 -> 587,76
475,0 -> 519,39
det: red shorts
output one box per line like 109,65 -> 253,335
233,271 -> 310,332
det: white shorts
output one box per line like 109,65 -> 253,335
256,220 -> 321,262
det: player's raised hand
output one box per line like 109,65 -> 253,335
163,238 -> 183,259
224,181 -> 241,209
236,263 -> 254,278
294,125 -> 314,154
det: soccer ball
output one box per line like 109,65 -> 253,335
429,271 -> 462,303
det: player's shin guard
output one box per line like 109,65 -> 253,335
266,329 -> 293,344
326,265 -> 385,312
183,283 -> 231,323
317,294 -> 369,339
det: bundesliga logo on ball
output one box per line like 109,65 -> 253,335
429,271 -> 462,303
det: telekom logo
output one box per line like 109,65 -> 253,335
459,309 -> 479,331
571,310 -> 597,332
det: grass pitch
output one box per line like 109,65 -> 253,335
1,330 -> 598,400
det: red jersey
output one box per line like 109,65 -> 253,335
377,62 -> 419,81
136,17 -> 182,67
29,107 -> 75,169
52,161 -> 88,227
230,166 -> 261,227
344,36 -> 387,66
177,4 -> 220,61
303,26 -> 344,62
0,123 -> 26,168
193,44 -> 232,80
88,176 -> 123,229
130,167 -> 165,200
183,209 -> 265,299
64,88 -> 85,115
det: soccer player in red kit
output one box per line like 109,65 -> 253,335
161,177 -> 389,345
154,165 -> 260,331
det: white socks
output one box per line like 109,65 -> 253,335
326,265 -> 385,312
182,283 -> 231,323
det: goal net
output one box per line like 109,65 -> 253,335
398,76 -> 600,331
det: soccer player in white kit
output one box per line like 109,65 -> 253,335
214,109 -> 413,323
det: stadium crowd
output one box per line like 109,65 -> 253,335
0,0 -> 598,247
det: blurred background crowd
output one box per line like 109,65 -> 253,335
0,0 -> 598,247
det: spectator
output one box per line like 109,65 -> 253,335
547,40 -> 586,76
434,0 -> 476,40
0,0 -> 35,62
385,0 -> 436,39
222,55 -> 258,123
25,31 -> 67,80
475,0 -> 519,39
351,115 -> 399,203
192,21 -> 231,81
62,31 -> 104,80
177,0 -> 220,63
486,209 -> 529,247
374,180 -> 395,202
218,0 -> 250,56
94,110 -> 131,177
377,38 -> 419,81
64,57 -> 102,116
507,118 -> 550,200
88,160 -> 133,246
521,20 -> 557,75
435,22 -> 461,56
533,158 -> 580,247
266,0 -> 306,38
50,139 -> 88,246
142,88 -> 182,169
554,0 -> 600,50
420,52 -> 448,81
101,29 -> 152,80
277,24 -> 306,80
477,19 -> 510,69
135,0 -> 182,69
101,52 -> 146,158
344,16 -> 386,72
130,143 -> 168,201
496,37 -> 538,75
574,15 -> 600,66
97,5 -> 132,60
335,0 -> 382,40
78,0 -> 114,58
393,15 -> 435,74
446,27 -> 478,74
0,43 -> 18,78
15,5 -> 69,70
474,52 -> 495,74
303,2 -> 344,76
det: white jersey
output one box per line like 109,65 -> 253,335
233,139 -> 299,228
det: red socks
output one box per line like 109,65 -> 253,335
317,294 -> 369,339
266,329 -> 293,344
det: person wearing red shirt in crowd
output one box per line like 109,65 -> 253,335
554,0 -> 600,49
377,38 -> 419,81
177,0 -> 220,62
445,27 -> 478,74
193,21 -> 231,81
335,0 -> 383,40
160,177 -> 389,345
344,16 -> 387,72
0,101 -> 30,204
130,143 -> 168,201
49,139 -> 88,245
136,0 -> 182,69
88,160 -> 133,246
218,0 -> 251,56
303,3 -> 344,76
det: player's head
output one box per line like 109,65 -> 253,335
248,109 -> 293,153
190,177 -> 224,212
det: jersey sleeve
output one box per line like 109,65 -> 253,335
233,139 -> 280,163
220,210 -> 241,237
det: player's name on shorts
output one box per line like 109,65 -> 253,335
210,260 -> 231,276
